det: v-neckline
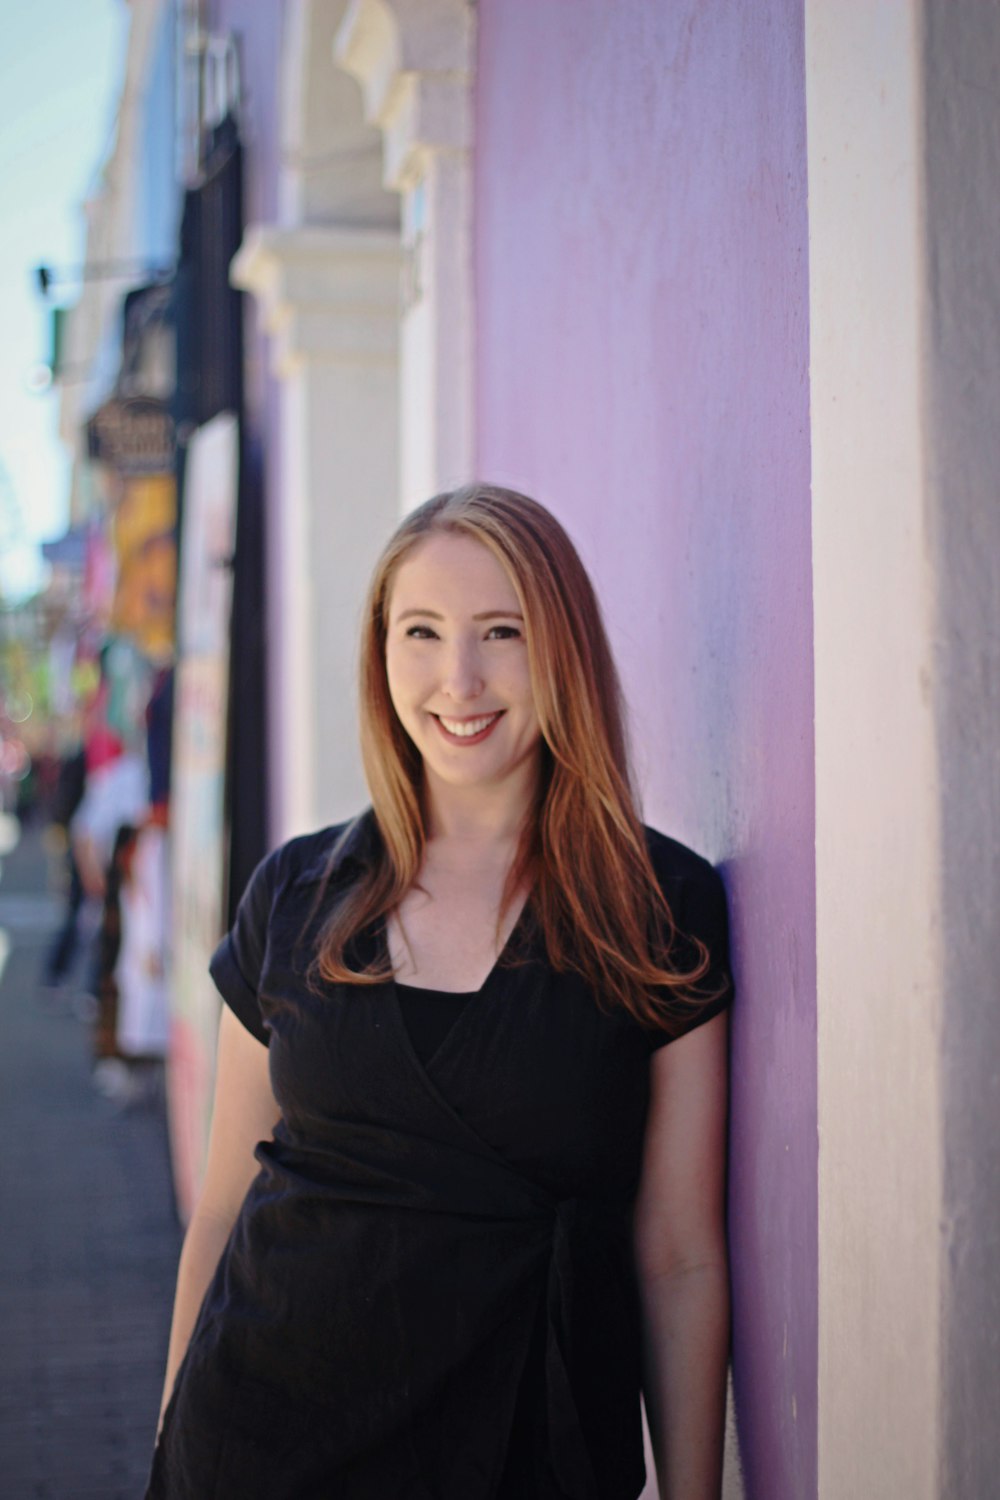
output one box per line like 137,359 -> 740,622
383,887 -> 534,997
381,896 -> 534,1077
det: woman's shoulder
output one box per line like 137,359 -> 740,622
641,823 -> 721,892
641,825 -> 734,1022
267,808 -> 378,891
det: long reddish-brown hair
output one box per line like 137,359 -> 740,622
313,484 -> 715,1034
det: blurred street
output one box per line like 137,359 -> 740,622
0,816 -> 181,1499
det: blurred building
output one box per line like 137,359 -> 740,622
48,4 -> 1000,1500
49,0 -> 263,1192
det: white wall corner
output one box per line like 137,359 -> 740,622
806,3 -> 944,1498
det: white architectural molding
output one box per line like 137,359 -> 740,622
335,0 -> 471,180
335,0 -> 475,505
807,7 -> 943,1498
232,225 -> 401,375
333,0 -> 402,135
279,0 -> 398,230
232,225 -> 401,836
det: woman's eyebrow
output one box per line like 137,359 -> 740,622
395,608 -> 524,622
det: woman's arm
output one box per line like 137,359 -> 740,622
632,1010 -> 730,1500
157,1005 -> 279,1433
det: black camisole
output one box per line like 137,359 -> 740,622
394,981 -> 478,1066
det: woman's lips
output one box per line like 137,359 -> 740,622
431,711 -> 505,745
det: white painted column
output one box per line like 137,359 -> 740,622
231,225 -> 401,836
807,5 -> 953,1497
335,0 -> 474,508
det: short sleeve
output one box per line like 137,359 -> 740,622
208,849 -> 282,1045
649,866 -> 735,1051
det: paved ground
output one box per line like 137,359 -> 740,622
0,817 -> 182,1499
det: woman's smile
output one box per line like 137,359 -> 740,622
432,710 -> 505,743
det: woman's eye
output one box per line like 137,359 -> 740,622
404,624 -> 438,639
486,624 -> 521,640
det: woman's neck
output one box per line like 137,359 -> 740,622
421,769 -> 537,851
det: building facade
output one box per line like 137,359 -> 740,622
60,2 -> 1000,1497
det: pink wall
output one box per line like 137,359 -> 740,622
474,4 -> 815,1496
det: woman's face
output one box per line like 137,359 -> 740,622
385,532 -> 542,802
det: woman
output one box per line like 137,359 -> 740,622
148,485 -> 733,1500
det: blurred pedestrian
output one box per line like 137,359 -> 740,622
113,805 -> 170,1104
70,747 -> 149,1093
40,745 -> 87,1003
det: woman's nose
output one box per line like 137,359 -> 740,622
440,640 -> 484,700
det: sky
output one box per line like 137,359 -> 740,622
0,0 -> 128,602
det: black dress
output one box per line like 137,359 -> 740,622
147,810 -> 732,1500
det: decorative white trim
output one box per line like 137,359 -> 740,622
334,0 -> 403,134
334,0 -> 475,504
231,225 -> 401,376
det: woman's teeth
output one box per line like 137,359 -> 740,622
437,713 -> 501,737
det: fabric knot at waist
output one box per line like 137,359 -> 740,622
542,1198 -> 644,1500
252,1128 -> 645,1497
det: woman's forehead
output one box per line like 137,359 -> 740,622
389,532 -> 520,613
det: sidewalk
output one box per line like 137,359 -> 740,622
0,817 -> 182,1499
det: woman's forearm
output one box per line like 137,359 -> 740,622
157,1209 -> 235,1433
637,1260 -> 730,1500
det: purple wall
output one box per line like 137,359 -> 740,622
474,4 -> 815,1496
